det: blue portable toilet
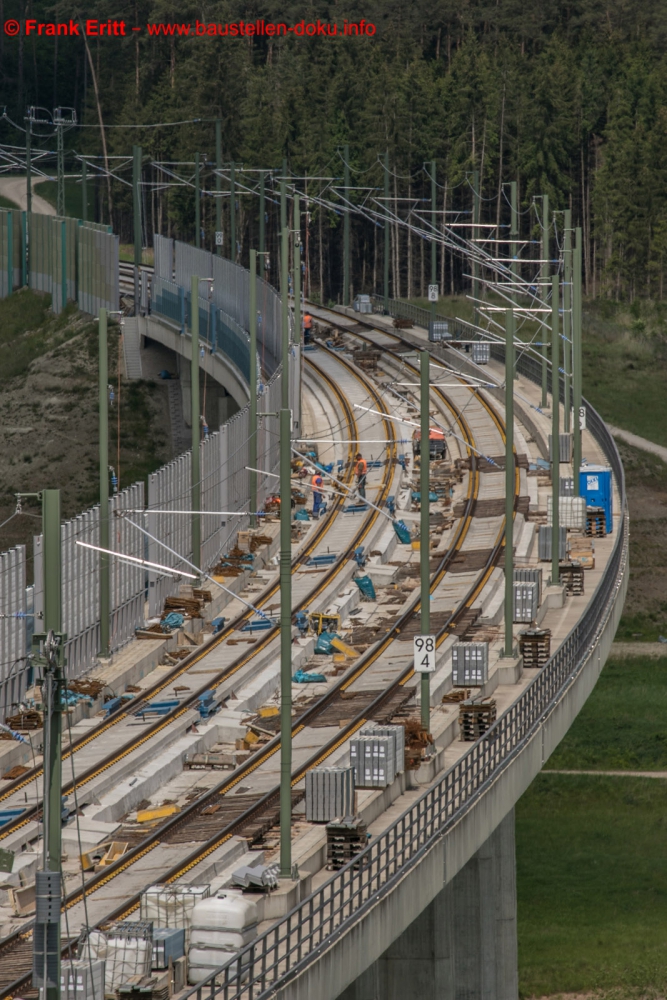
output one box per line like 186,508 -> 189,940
579,464 -> 613,533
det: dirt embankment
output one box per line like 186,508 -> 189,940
0,293 -> 171,576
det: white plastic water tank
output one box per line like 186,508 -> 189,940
105,937 -> 152,990
187,894 -> 258,985
190,893 -> 258,936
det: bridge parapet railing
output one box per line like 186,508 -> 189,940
181,367 -> 627,1000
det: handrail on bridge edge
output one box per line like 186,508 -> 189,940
176,315 -> 628,1000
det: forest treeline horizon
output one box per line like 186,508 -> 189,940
2,0 -> 666,303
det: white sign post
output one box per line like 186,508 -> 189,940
579,405 -> 587,430
414,634 -> 436,673
428,284 -> 439,303
215,231 -> 224,247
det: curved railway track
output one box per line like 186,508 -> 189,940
0,339 -> 399,994
0,357 -> 379,831
0,316 -> 515,998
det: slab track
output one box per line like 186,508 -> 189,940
0,326 -> 515,998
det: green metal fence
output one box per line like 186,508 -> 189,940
26,211 -> 118,315
0,209 -> 24,297
370,293 -> 479,339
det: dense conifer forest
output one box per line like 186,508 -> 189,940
2,0 -> 666,302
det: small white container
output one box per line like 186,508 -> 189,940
187,894 -> 258,986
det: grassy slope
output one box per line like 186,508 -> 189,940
614,441 -> 667,641
581,299 -> 667,448
545,655 -> 667,770
34,178 -> 92,220
0,290 -> 170,565
517,774 -> 667,998
517,648 -> 667,997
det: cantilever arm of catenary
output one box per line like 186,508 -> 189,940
115,516 -> 272,621
122,509 -> 267,517
76,539 -> 198,579
351,403 -> 496,466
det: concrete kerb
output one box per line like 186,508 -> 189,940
271,514 -> 628,1000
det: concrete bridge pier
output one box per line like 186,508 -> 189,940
337,810 -> 518,1000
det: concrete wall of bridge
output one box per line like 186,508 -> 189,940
136,314 -> 250,410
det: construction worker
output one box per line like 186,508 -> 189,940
303,312 -> 313,343
355,453 -> 367,499
312,471 -> 324,517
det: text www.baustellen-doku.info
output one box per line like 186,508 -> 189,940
3,18 -> 376,37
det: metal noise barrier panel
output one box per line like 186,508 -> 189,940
147,451 -> 192,618
0,208 -> 23,296
350,735 -> 396,788
168,239 -> 282,376
154,234 -> 174,280
32,482 -> 145,679
513,581 -> 539,624
27,213 -> 119,316
513,566 -> 543,604
305,767 -> 356,822
539,525 -> 567,561
61,959 -> 105,1000
77,224 -> 119,317
0,545 -> 28,719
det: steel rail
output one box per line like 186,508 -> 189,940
0,320 -> 504,999
0,357 -> 367,827
0,339 -> 398,994
173,323 -> 627,1000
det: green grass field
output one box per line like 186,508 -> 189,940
545,655 -> 667,771
517,773 -> 667,998
516,651 -> 667,996
0,194 -> 18,209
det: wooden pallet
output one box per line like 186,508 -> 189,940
458,699 -> 497,741
559,561 -> 585,596
519,628 -> 551,668
585,507 -> 606,538
326,817 -> 368,870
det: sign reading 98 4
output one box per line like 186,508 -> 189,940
414,634 -> 436,673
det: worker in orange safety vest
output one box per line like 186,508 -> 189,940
303,312 -> 313,342
355,453 -> 367,499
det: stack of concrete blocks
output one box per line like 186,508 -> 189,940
360,724 -> 405,774
61,959 -> 105,1000
305,766 -> 356,822
349,735 -> 396,789
451,642 -> 489,687
513,581 -> 539,624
